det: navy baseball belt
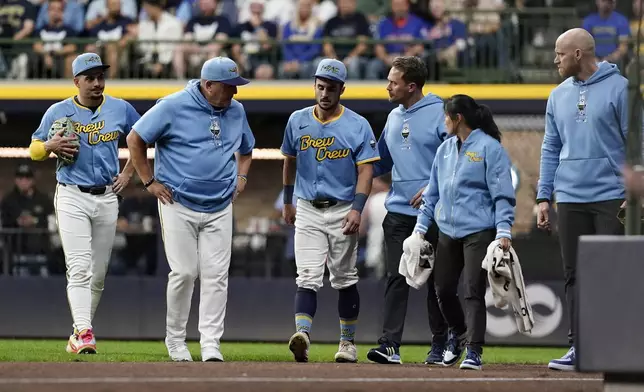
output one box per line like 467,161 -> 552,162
309,199 -> 337,209
60,183 -> 107,195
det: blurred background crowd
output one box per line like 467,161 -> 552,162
0,0 -> 643,82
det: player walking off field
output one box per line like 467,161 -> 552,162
281,58 -> 380,363
126,57 -> 255,362
29,53 -> 140,354
537,28 -> 627,372
413,94 -> 516,371
366,56 -> 450,366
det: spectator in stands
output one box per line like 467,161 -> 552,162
31,0 -> 78,79
0,164 -> 54,275
175,0 -> 237,26
279,0 -> 323,79
172,0 -> 232,79
85,0 -> 137,78
0,0 -> 36,78
452,0 -> 506,68
114,184 -> 158,276
322,0 -> 371,79
238,0 -> 295,26
424,0 -> 467,77
36,0 -> 84,34
582,0 -> 630,63
365,0 -> 427,80
85,0 -> 137,32
135,0 -> 183,78
230,0 -> 278,79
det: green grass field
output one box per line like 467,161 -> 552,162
0,340 -> 566,364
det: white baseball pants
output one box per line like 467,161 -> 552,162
54,184 -> 119,332
158,201 -> 233,351
294,199 -> 359,292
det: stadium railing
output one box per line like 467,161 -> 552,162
3,7 -> 626,84
0,227 -> 296,278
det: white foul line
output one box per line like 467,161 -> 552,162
0,377 -> 602,385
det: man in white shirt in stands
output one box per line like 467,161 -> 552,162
136,0 -> 183,78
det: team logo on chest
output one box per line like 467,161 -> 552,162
401,121 -> 411,150
72,120 -> 119,145
576,90 -> 587,123
210,117 -> 222,147
300,135 -> 350,162
465,151 -> 483,162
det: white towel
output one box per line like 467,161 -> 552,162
399,233 -> 434,290
482,241 -> 535,334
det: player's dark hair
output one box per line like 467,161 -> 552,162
444,94 -> 501,142
391,56 -> 427,89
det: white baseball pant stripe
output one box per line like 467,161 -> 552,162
54,183 -> 118,332
294,199 -> 359,292
158,200 -> 233,350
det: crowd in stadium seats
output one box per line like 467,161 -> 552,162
3,0 -> 638,81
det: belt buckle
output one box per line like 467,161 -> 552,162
89,187 -> 106,195
311,200 -> 334,209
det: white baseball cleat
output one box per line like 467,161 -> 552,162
66,328 -> 97,354
65,328 -> 79,353
165,338 -> 193,362
334,340 -> 358,363
288,331 -> 310,363
201,347 -> 224,362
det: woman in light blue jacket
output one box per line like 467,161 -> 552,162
413,94 -> 516,371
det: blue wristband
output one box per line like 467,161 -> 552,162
283,185 -> 294,204
352,193 -> 368,213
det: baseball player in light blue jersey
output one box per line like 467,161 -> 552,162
126,57 -> 255,363
28,52 -> 140,355
281,58 -> 380,363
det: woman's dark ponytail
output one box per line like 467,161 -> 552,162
475,104 -> 502,142
444,94 -> 502,142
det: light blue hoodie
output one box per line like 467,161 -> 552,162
132,79 -> 255,213
537,61 -> 628,204
373,93 -> 448,216
414,129 -> 516,240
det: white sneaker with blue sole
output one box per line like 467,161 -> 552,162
548,347 -> 576,371
460,348 -> 482,370
442,333 -> 466,367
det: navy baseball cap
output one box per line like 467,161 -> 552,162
314,58 -> 347,84
72,53 -> 110,77
200,57 -> 249,86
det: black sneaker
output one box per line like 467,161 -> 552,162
366,343 -> 402,364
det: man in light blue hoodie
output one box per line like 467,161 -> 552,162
366,56 -> 450,366
536,28 -> 626,372
126,57 -> 255,363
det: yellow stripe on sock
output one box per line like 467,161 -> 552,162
340,319 -> 358,326
295,314 -> 313,323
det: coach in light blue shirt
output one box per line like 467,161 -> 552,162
127,57 -> 255,212
126,57 -> 255,364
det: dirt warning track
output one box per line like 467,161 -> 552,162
0,362 -> 603,392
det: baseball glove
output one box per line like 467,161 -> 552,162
47,117 -> 79,166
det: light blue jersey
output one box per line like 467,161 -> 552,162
32,95 -> 140,187
414,129 -> 516,240
280,105 -> 380,202
132,79 -> 255,214
373,93 -> 448,216
537,61 -> 628,203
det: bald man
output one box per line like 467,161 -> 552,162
536,28 -> 627,371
